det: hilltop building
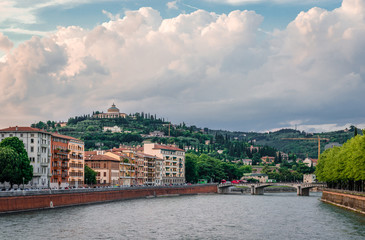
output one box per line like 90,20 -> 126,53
93,103 -> 127,119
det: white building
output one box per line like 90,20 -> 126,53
242,159 -> 252,165
143,143 -> 185,185
303,174 -> 316,183
103,126 -> 122,133
303,158 -> 318,167
0,126 -> 52,188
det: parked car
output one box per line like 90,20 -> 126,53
231,180 -> 240,184
221,179 -> 227,184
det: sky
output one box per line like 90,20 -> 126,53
1,0 -> 365,133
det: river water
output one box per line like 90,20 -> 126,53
1,192 -> 364,240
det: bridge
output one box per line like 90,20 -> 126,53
217,182 -> 327,196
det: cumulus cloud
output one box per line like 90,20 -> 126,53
0,0 -> 365,132
0,33 -> 13,51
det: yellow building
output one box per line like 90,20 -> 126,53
68,138 -> 85,187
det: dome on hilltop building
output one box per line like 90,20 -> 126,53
107,103 -> 120,113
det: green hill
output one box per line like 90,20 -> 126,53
31,114 -> 359,160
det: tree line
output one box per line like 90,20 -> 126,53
315,131 -> 365,192
185,153 -> 252,183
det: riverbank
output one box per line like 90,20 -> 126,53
0,184 -> 217,214
321,189 -> 365,215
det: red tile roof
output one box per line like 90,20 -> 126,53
152,144 -> 184,151
51,132 -> 80,141
85,154 -> 119,161
85,151 -> 97,156
0,126 -> 47,133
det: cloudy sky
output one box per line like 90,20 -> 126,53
1,0 -> 364,133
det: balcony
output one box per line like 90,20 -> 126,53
40,162 -> 49,167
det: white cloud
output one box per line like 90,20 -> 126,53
270,123 -> 365,133
0,0 -> 365,132
204,0 -> 333,5
167,1 -> 178,10
0,33 -> 13,51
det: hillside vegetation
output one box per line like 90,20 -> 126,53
31,114 -> 359,160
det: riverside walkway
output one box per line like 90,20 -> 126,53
218,182 -> 326,196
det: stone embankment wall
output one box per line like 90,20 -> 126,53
0,184 -> 217,214
322,189 -> 365,214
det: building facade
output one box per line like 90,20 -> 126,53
68,138 -> 85,187
303,174 -> 317,183
85,152 -> 120,185
51,133 -> 70,189
143,143 -> 185,185
0,127 -> 52,188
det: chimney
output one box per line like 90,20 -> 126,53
16,126 -> 18,131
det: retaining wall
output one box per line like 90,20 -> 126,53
0,184 -> 217,214
321,189 -> 365,214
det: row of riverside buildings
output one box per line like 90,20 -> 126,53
0,126 -> 185,189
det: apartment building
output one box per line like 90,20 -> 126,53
68,138 -> 85,187
0,127 -> 52,188
143,143 -> 185,185
105,151 -> 136,186
51,133 -> 70,189
85,151 -> 120,185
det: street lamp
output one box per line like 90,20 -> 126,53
22,177 -> 25,190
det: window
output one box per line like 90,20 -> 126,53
104,172 -> 106,177
31,147 -> 34,152
31,134 -> 34,137
10,134 -> 13,137
1,134 -> 3,137
20,134 -> 23,137
31,139 -> 34,143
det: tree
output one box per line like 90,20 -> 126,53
84,165 -> 97,185
0,147 -> 19,188
185,153 -> 198,183
0,137 -> 33,188
0,137 -> 33,186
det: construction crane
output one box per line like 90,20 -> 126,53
281,136 -> 330,159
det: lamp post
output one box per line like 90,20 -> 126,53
22,177 -> 25,190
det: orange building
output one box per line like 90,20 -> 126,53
85,152 -> 120,185
51,133 -> 70,189
68,138 -> 85,187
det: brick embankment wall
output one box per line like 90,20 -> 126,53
0,184 -> 217,214
321,189 -> 365,214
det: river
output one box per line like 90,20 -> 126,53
0,192 -> 364,239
